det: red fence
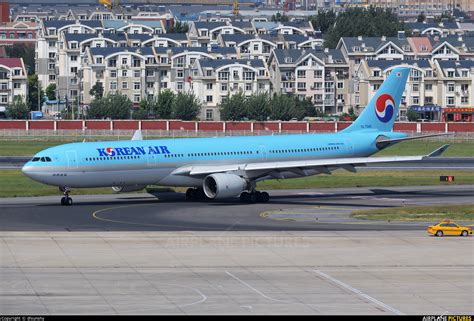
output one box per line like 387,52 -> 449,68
0,120 -> 473,133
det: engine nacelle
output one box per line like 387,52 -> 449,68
203,173 -> 247,199
112,184 -> 146,193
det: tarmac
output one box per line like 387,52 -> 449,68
0,185 -> 472,315
1,231 -> 473,315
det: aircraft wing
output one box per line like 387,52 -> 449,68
172,145 -> 449,177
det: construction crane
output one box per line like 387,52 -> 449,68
233,0 -> 239,16
99,0 -> 120,10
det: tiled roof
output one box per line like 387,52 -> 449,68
0,58 -> 23,68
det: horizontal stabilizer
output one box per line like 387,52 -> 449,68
425,144 -> 450,158
377,133 -> 450,144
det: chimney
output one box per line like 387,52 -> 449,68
357,35 -> 362,41
381,35 -> 386,41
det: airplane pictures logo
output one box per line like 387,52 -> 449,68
375,93 -> 395,123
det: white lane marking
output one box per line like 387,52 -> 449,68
225,271 -> 312,308
226,271 -> 292,304
312,270 -> 404,316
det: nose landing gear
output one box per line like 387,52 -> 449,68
59,187 -> 73,206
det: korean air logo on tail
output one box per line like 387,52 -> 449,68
375,94 -> 395,123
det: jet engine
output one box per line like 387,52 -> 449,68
112,184 -> 146,193
203,173 -> 247,199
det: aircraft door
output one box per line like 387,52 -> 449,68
147,152 -> 156,167
344,139 -> 354,156
66,150 -> 78,168
259,145 -> 267,160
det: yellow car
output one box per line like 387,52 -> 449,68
427,220 -> 472,237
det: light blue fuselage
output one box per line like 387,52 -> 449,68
21,130 -> 406,188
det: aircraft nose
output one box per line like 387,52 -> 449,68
21,164 -> 33,177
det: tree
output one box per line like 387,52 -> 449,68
219,92 -> 248,121
45,84 -> 56,101
323,6 -> 407,48
297,97 -> 318,119
271,12 -> 289,22
6,96 -> 29,119
5,44 -> 35,75
156,89 -> 175,119
87,94 -> 132,119
166,21 -> 189,33
407,108 -> 419,122
27,74 -> 44,111
435,12 -> 455,23
417,12 -> 426,23
89,82 -> 104,100
308,10 -> 336,33
348,106 -> 358,121
247,93 -> 271,121
172,91 -> 201,120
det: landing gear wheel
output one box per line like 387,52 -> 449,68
60,187 -> 72,206
186,187 -> 208,201
186,188 -> 195,200
258,192 -> 270,203
240,192 -> 250,203
240,191 -> 270,203
249,193 -> 257,203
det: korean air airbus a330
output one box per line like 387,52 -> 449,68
22,67 -> 449,206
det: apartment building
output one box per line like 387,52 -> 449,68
0,21 -> 38,46
436,60 -> 474,110
0,58 -> 28,114
82,47 -> 151,106
268,48 -> 350,114
36,20 -> 103,87
191,58 -> 271,120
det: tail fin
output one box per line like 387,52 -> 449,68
344,66 -> 410,133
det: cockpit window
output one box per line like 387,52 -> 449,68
33,157 -> 52,162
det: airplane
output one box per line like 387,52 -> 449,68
22,67 -> 449,206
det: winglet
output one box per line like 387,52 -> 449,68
131,130 -> 143,141
426,144 -> 450,158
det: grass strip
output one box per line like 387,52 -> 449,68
351,205 -> 474,222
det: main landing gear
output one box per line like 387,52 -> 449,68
185,187 -> 209,201
60,187 -> 73,206
239,191 -> 270,203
